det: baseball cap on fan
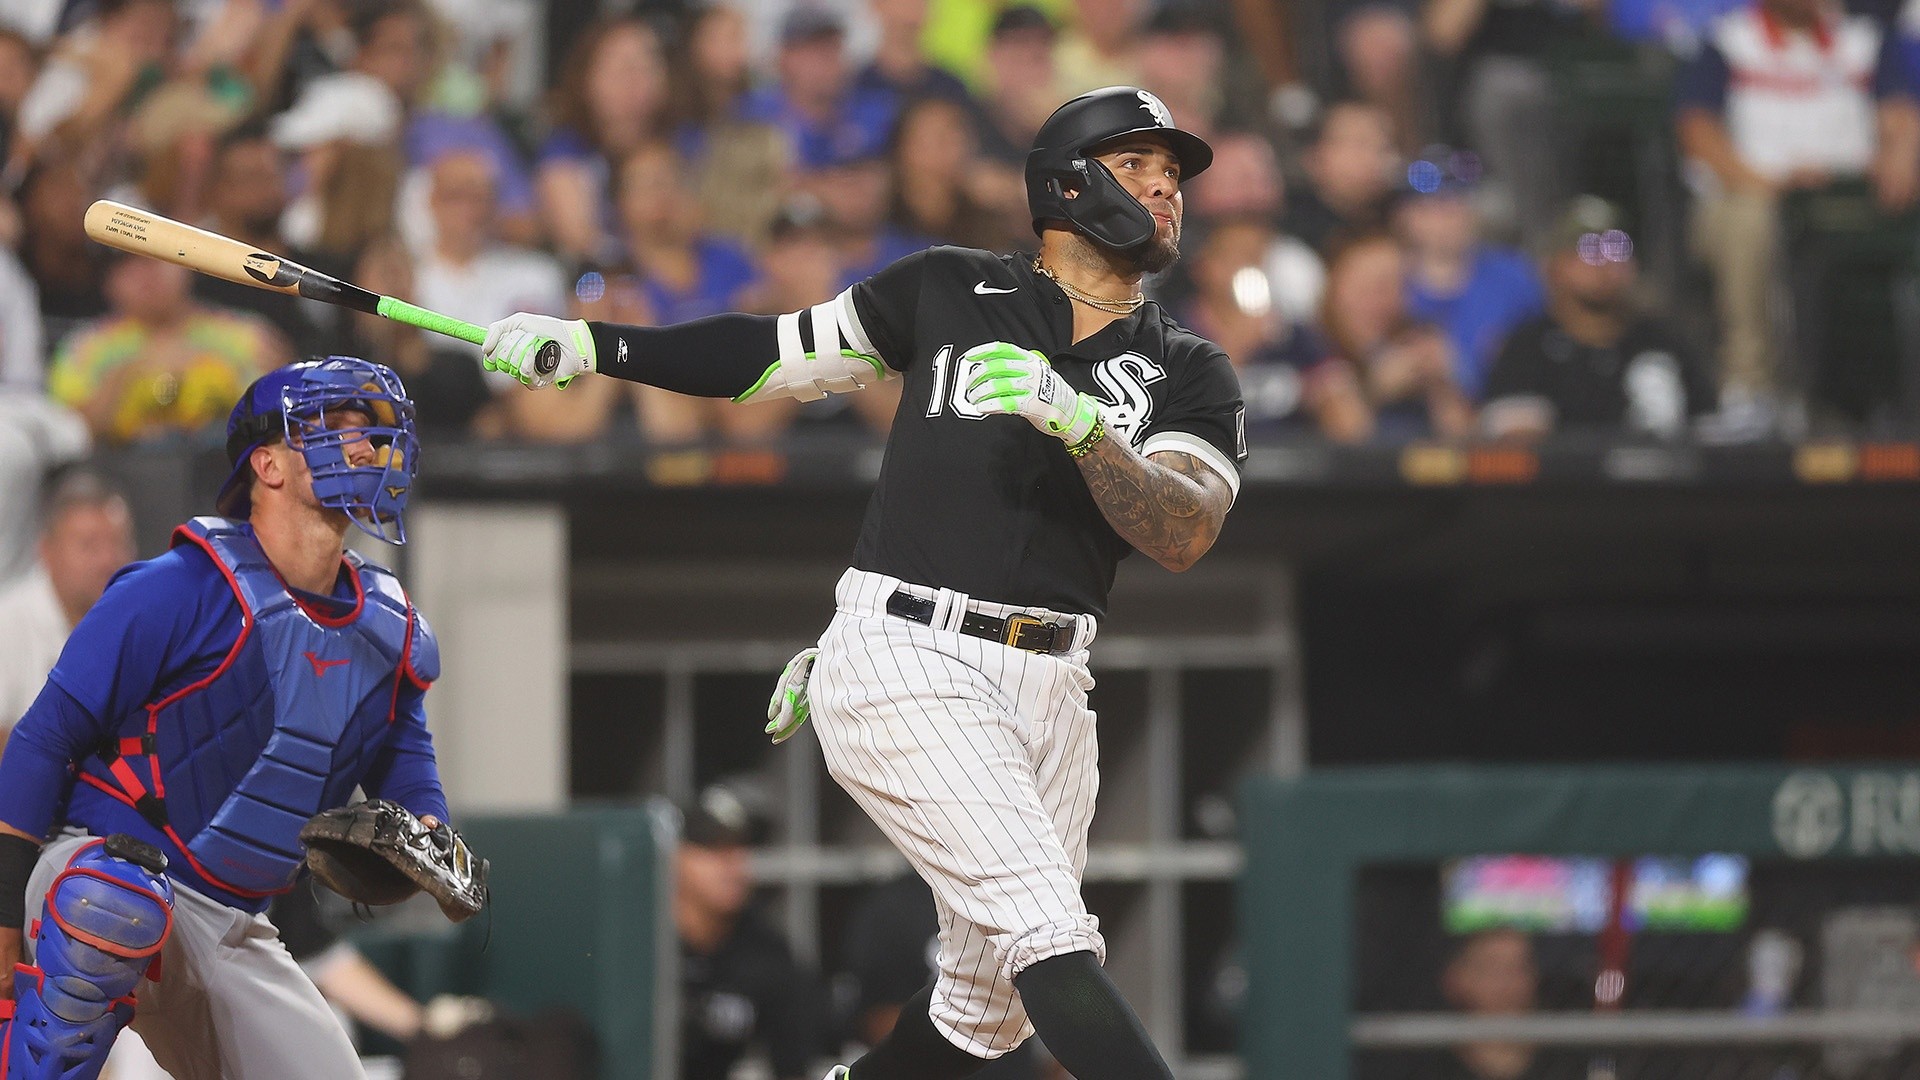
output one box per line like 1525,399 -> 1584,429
270,72 -> 402,149
679,786 -> 758,849
780,5 -> 845,45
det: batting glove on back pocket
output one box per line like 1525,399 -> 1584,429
765,647 -> 819,744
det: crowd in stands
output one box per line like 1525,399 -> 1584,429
5,0 -> 1920,455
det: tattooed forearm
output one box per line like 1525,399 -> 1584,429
1074,440 -> 1232,571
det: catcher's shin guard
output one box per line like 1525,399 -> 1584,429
2,836 -> 172,1080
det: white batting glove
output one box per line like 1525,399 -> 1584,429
764,647 -> 819,744
481,313 -> 597,390
960,342 -> 1103,446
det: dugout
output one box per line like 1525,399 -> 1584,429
1240,764 -> 1920,1079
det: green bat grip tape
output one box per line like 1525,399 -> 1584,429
376,297 -> 562,377
376,296 -> 487,346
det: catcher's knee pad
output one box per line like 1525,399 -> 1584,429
3,836 -> 172,1080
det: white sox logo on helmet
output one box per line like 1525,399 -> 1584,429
1136,90 -> 1174,129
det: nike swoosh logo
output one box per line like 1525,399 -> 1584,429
974,282 -> 1018,295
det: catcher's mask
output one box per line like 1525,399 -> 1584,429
217,357 -> 420,545
1025,85 -> 1214,253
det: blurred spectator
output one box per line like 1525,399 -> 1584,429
742,8 -> 897,179
1336,5 -> 1436,155
413,147 -> 569,383
0,245 -> 43,388
0,471 -> 132,743
1676,0 -> 1920,437
739,199 -> 845,317
0,2 -> 63,46
539,17 -> 670,263
616,142 -> 759,327
887,95 -> 1018,250
0,395 -> 87,585
857,0 -> 976,107
48,252 -> 287,445
674,5 -> 757,127
1285,100 -> 1401,254
813,135 -> 933,287
918,0 -> 1070,89
1438,929 -> 1585,1080
241,0 -> 358,120
1185,131 -> 1325,322
1182,217 -> 1370,441
1053,0 -> 1146,98
672,6 -> 795,249
613,139 -> 798,444
1421,0 -> 1599,241
975,5 -> 1060,166
272,56 -> 407,256
836,874 -> 1041,1079
341,235 -> 499,437
14,0 -> 178,169
1321,232 -> 1474,440
1483,197 -> 1714,439
18,156 -> 107,346
194,120 -> 331,354
676,787 -> 823,1080
1136,4 -> 1227,145
1396,150 -> 1546,400
0,27 -> 39,174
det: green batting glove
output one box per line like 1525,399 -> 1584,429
481,313 -> 597,390
765,647 -> 819,744
960,341 -> 1102,446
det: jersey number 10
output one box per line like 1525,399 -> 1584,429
924,344 -> 1168,445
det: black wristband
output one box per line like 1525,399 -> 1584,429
0,832 -> 41,930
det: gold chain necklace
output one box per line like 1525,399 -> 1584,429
1032,256 -> 1144,314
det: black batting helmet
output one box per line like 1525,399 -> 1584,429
1026,86 -> 1214,252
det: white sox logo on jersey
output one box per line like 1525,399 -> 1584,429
927,345 -> 1166,446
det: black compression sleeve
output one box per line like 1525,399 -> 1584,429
588,314 -> 783,399
0,831 -> 41,929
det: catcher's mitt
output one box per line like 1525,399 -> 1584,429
299,800 -> 489,923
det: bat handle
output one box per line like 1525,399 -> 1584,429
374,296 -> 487,347
534,340 -> 561,377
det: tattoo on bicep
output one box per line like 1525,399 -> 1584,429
1075,443 -> 1231,569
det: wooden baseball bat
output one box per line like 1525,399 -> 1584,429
83,199 -> 560,377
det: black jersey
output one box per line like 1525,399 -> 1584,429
841,246 -> 1246,617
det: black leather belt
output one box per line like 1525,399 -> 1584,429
885,591 -> 1077,655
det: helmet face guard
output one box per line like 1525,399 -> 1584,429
1026,86 -> 1215,254
283,360 -> 419,545
220,357 -> 420,545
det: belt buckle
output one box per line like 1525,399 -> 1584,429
1003,613 -> 1049,651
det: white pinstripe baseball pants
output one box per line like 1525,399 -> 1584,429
812,568 -> 1105,1058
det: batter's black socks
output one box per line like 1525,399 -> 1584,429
1013,949 -> 1176,1080
848,983 -> 991,1080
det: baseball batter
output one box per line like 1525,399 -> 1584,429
483,87 -> 1243,1079
0,358 -> 451,1080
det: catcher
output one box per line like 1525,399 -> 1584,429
0,357 -> 484,1080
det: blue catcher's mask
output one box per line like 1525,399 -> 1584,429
216,357 -> 420,545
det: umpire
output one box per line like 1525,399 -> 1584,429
483,86 -> 1243,1080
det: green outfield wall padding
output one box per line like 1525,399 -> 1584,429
1238,764 -> 1920,1080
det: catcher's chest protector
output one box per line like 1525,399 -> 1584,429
88,519 -> 435,897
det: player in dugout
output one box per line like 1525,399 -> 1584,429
0,357 -> 465,1080
482,86 -> 1244,1080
